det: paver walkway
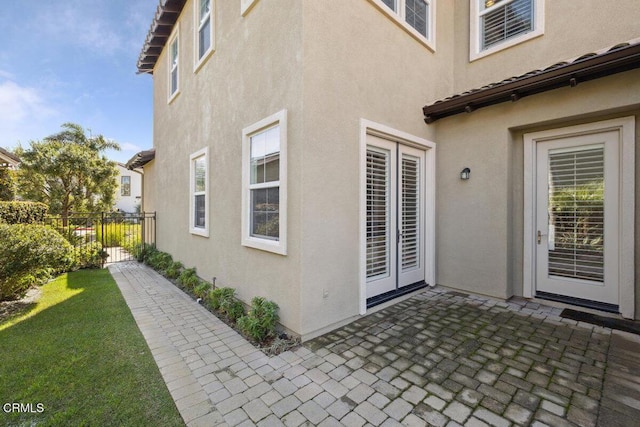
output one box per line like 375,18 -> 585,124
109,262 -> 640,426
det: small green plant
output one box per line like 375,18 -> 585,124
237,297 -> 279,343
207,287 -> 233,311
73,242 -> 106,269
178,268 -> 199,290
147,251 -> 173,271
164,261 -> 184,279
225,299 -> 246,323
133,243 -> 156,263
207,287 -> 245,322
193,281 -> 210,299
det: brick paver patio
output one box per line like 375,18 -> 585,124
109,262 -> 640,426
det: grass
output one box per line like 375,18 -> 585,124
0,269 -> 184,427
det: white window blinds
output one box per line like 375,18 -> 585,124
401,154 -> 420,271
480,0 -> 533,50
366,148 -> 391,279
547,146 -> 605,282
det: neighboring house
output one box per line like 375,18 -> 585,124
137,0 -> 640,340
114,163 -> 142,213
125,149 -> 155,213
0,147 -> 19,169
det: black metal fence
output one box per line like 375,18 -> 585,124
45,212 -> 156,267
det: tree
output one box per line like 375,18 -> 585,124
16,123 -> 120,223
0,166 -> 15,201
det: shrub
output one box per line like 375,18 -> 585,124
225,299 -> 246,323
96,223 -> 141,248
73,242 -> 106,269
207,287 -> 233,311
147,251 -> 173,272
123,242 -> 155,262
207,287 -> 245,322
0,223 -> 74,300
193,281 -> 210,299
0,201 -> 48,224
0,167 -> 15,201
178,268 -> 199,290
237,297 -> 279,343
164,261 -> 184,279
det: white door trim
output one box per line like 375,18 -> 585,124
359,119 -> 436,315
523,117 -> 635,318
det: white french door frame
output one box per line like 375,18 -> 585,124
523,117 -> 635,318
359,119 -> 436,315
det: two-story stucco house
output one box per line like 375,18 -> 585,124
136,0 -> 640,340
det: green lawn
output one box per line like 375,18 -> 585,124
0,269 -> 184,427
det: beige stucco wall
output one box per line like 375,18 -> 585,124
433,69 -> 640,318
295,1 -> 453,338
449,0 -> 640,96
151,0 -> 304,333
431,0 -> 640,315
147,0 -> 640,339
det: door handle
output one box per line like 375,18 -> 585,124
537,230 -> 548,245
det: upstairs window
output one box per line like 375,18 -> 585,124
121,176 -> 131,197
471,0 -> 544,60
372,0 -> 435,49
168,30 -> 179,101
481,0 -> 532,49
195,0 -> 215,69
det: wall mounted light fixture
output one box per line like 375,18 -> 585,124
460,167 -> 471,180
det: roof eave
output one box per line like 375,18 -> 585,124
125,149 -> 156,170
423,42 -> 640,124
136,0 -> 186,74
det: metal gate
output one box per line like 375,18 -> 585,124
45,212 -> 156,267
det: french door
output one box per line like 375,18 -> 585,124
535,130 -> 619,307
366,135 -> 426,299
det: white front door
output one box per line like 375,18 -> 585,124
366,135 -> 426,299
535,130 -> 620,306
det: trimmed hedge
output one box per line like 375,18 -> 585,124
0,201 -> 49,224
0,223 -> 75,300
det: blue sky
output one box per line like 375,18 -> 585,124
0,0 -> 157,164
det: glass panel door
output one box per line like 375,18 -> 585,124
365,136 -> 425,298
535,131 -> 619,306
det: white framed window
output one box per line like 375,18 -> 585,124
470,0 -> 544,61
190,147 -> 209,237
241,0 -> 259,16
168,27 -> 180,102
241,110 -> 287,255
194,0 -> 215,71
121,176 -> 131,197
370,0 -> 435,50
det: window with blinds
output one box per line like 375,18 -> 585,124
480,0 -> 534,50
401,154 -> 420,271
366,148 -> 391,279
547,146 -> 604,282
378,0 -> 431,41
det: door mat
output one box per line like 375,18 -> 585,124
560,309 -> 640,335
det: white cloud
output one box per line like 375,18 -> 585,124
120,142 -> 143,152
32,2 -> 124,56
0,80 -> 60,147
0,80 -> 55,124
0,70 -> 15,80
